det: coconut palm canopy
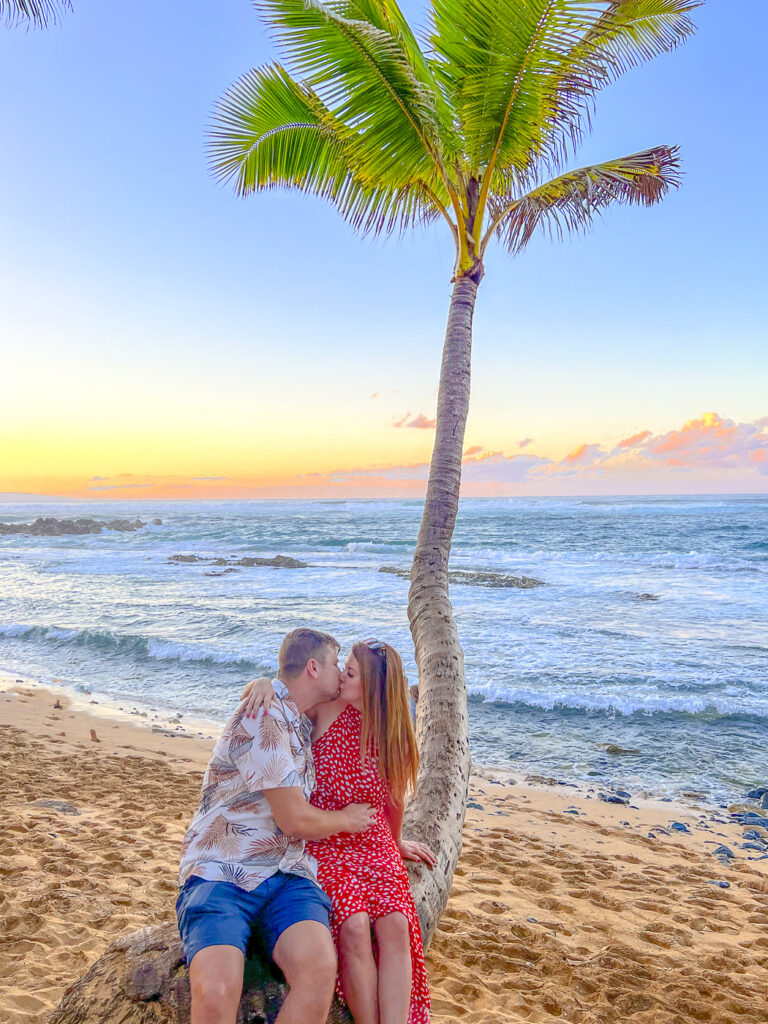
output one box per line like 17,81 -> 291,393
209,0 -> 700,279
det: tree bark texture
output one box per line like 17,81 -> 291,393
404,273 -> 479,949
48,922 -> 352,1024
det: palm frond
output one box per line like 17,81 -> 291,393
1,0 -> 71,27
340,0 -> 459,155
208,62 -> 446,236
253,0 -> 447,185
337,176 -> 444,236
430,0 -> 699,183
208,63 -> 351,197
552,1 -> 701,150
487,144 -> 681,255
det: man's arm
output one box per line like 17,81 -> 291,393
264,787 -> 375,841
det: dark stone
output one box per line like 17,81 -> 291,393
379,566 -> 545,588
151,518 -> 163,526
32,799 -> 80,815
732,813 -> 768,828
0,517 -> 146,536
598,793 -> 629,805
600,743 -> 640,755
635,593 -> 660,601
712,844 -> 735,860
169,554 -> 308,569
706,880 -> 730,888
745,787 -> 768,800
235,555 -> 308,569
670,822 -> 691,833
467,801 -> 484,810
204,568 -> 240,577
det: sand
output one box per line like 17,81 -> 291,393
1,676 -> 767,1024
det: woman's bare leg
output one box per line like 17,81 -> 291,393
373,912 -> 411,1024
338,912 -> 379,1024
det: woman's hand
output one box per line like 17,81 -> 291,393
239,677 -> 276,719
397,839 -> 436,868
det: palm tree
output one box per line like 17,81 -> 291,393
1,0 -> 71,27
209,0 -> 700,948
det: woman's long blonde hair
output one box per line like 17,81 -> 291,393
352,641 -> 419,804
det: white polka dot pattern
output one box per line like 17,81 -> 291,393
307,705 -> 430,1023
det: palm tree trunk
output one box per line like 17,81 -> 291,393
404,271 -> 480,949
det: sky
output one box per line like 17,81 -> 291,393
1,0 -> 766,499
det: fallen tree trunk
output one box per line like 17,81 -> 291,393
48,921 -> 352,1024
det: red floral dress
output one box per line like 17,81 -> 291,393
307,705 -> 430,1024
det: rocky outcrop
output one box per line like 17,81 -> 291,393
169,554 -> 308,569
380,566 -> 544,588
48,921 -> 351,1024
0,517 -> 151,536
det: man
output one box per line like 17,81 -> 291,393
177,627 -> 376,1024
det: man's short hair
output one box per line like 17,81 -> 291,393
278,627 -> 340,681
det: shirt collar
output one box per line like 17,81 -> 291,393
273,678 -> 300,719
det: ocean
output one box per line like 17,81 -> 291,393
1,496 -> 765,805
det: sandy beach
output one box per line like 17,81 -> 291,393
1,676 -> 767,1024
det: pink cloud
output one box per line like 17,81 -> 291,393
563,443 -> 603,466
393,412 -> 436,429
463,447 -> 503,463
645,412 -> 768,472
618,430 -> 652,450
301,412 -> 768,493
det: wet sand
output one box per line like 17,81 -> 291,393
1,677 -> 766,1024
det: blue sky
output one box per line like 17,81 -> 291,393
1,0 -> 766,496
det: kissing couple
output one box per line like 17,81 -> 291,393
177,627 -> 435,1024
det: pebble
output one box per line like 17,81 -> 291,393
745,787 -> 768,800
526,916 -> 538,924
706,880 -> 730,888
712,844 -> 735,861
32,799 -> 80,815
670,822 -> 691,833
467,801 -> 484,810
735,813 -> 768,828
599,793 -> 629,805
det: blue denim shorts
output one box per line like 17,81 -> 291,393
176,872 -> 332,967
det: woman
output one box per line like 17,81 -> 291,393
241,639 -> 434,1024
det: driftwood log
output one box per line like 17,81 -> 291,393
48,920 -> 353,1024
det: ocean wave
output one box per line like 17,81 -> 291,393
0,621 -> 265,672
521,549 -> 764,573
467,683 -> 768,719
344,542 -> 413,554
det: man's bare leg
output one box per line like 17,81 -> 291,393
373,912 -> 412,1024
189,944 -> 245,1024
338,912 -> 378,1024
272,920 -> 337,1024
